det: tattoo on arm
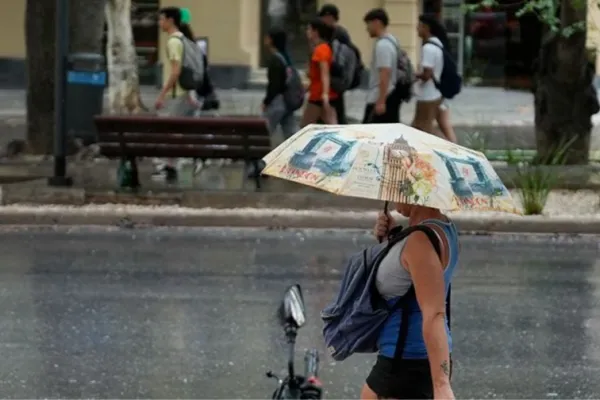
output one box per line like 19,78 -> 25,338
440,360 -> 450,377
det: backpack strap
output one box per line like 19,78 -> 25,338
273,51 -> 289,67
385,225 -> 451,361
424,40 -> 456,90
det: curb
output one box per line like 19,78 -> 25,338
0,206 -> 598,234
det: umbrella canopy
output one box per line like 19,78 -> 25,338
262,123 -> 521,214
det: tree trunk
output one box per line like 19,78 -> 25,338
105,0 -> 147,114
69,0 -> 106,54
533,0 -> 600,164
25,0 -> 57,154
25,0 -> 107,155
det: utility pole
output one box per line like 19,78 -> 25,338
48,0 -> 73,187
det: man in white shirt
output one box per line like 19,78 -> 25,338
412,15 -> 444,134
362,8 -> 400,123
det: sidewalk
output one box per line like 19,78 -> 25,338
1,87 -> 600,152
0,86 -> 546,125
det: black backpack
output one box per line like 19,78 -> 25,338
426,41 -> 462,99
195,53 -> 220,110
347,42 -> 365,90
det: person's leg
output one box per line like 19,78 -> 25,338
301,102 -> 323,127
412,99 -> 441,134
360,383 -> 378,400
280,111 -> 299,140
321,99 -> 338,124
335,93 -> 347,124
362,104 -> 375,123
154,96 -> 195,181
264,95 -> 287,135
386,93 -> 401,123
436,102 -> 458,143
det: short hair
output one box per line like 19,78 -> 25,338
363,8 -> 389,27
159,7 -> 181,26
318,4 -> 340,21
308,18 -> 335,42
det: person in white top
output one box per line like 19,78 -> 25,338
412,15 -> 448,137
430,18 -> 458,143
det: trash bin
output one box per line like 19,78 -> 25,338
66,53 -> 106,144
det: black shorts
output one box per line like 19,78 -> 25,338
308,98 -> 341,108
366,356 -> 438,399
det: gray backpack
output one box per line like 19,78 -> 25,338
330,39 -> 358,93
380,36 -> 415,102
170,35 -> 205,91
321,225 -> 448,361
273,52 -> 304,111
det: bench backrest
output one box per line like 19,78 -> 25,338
94,115 -> 269,136
94,115 -> 273,161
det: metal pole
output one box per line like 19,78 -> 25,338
48,0 -> 72,186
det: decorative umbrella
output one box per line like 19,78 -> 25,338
262,123 -> 521,214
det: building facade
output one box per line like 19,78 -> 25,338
0,0 -> 597,89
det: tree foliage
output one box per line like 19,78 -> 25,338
467,0 -> 599,164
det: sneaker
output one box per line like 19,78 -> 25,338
151,165 -> 178,182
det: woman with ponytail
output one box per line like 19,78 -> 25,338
177,7 -> 219,112
413,15 -> 457,143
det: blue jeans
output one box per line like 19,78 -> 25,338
263,95 -> 298,140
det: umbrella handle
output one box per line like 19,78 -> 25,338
377,201 -> 390,243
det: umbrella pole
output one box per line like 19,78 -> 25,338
378,201 -> 390,243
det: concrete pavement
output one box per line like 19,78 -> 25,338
0,226 -> 598,398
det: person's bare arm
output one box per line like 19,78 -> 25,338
402,232 -> 451,390
417,67 -> 434,81
319,61 -> 331,100
160,59 -> 181,98
378,67 -> 391,104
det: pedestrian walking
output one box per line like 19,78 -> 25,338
361,205 -> 459,399
362,8 -> 401,124
412,15 -> 445,135
261,27 -> 299,140
153,7 -> 204,181
413,14 -> 461,139
301,18 -> 338,126
249,27 -> 303,178
319,3 -> 364,124
430,20 -> 458,143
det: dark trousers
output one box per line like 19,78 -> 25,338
334,94 -> 347,124
316,93 -> 347,124
362,93 -> 401,124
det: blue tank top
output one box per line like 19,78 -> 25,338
377,219 -> 459,359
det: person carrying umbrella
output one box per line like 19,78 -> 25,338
260,122 -> 521,399
359,203 -> 457,399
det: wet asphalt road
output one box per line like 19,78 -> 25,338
0,227 -> 599,399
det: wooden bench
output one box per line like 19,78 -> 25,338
94,115 -> 271,189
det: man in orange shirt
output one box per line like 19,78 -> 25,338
301,19 -> 338,127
